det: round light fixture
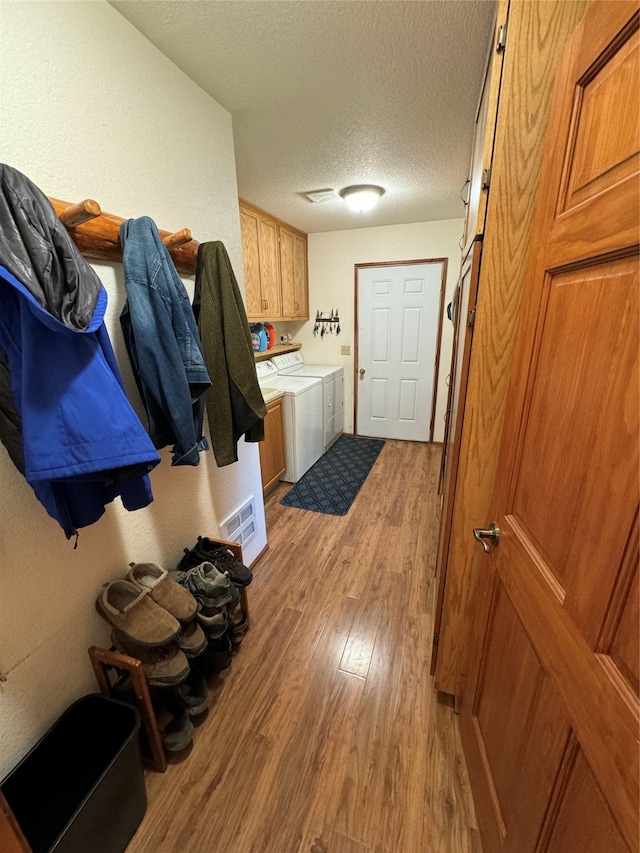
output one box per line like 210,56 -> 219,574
339,184 -> 385,213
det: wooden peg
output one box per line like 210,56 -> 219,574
162,228 -> 192,250
58,199 -> 101,228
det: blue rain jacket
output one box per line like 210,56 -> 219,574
0,165 -> 160,540
0,264 -> 161,538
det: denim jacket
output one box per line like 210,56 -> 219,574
120,217 -> 211,466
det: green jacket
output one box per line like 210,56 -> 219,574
196,242 -> 266,467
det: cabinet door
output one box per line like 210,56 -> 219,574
258,217 -> 281,317
279,226 -> 296,318
461,0 -> 508,258
239,207 -> 263,318
259,398 -> 286,494
292,233 -> 308,319
279,227 -> 308,320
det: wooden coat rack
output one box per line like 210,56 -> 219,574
50,197 -> 200,275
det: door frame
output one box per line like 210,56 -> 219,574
353,258 -> 448,443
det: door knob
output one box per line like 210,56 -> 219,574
472,522 -> 500,553
359,368 -> 365,378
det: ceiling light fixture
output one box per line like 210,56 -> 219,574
339,185 -> 385,213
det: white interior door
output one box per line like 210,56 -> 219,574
357,262 -> 443,440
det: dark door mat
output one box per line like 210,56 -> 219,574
280,435 -> 385,515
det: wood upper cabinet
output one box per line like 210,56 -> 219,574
280,226 -> 308,320
239,204 -> 281,320
239,199 -> 308,322
460,2 -> 507,259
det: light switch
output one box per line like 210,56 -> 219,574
341,345 -> 351,355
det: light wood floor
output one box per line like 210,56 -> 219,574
127,440 -> 481,853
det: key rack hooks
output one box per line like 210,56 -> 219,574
313,308 -> 341,337
50,197 -> 200,275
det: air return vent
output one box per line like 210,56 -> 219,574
304,188 -> 339,204
220,497 -> 256,547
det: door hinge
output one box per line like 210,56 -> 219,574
467,308 -> 476,328
496,23 -> 507,53
433,633 -> 440,644
481,167 -> 491,190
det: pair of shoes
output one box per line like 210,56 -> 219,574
178,537 -> 253,587
96,563 -> 198,647
111,630 -> 190,687
194,634 -> 233,679
128,563 -> 207,657
96,564 -> 204,682
183,562 -> 240,610
196,599 -> 229,638
177,667 -> 209,717
226,601 -> 248,649
151,693 -> 194,753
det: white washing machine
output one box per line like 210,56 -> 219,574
256,360 -> 323,482
271,351 -> 344,451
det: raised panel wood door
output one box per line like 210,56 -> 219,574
460,4 -> 640,852
280,227 -> 308,320
432,240 -> 481,674
279,225 -> 296,319
258,216 -> 281,318
292,232 -> 308,319
239,207 -> 263,318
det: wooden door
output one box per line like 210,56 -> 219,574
356,261 -> 445,441
461,4 -> 639,852
431,240 -> 481,674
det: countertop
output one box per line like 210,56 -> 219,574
261,387 -> 284,405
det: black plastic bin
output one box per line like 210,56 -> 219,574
1,694 -> 147,853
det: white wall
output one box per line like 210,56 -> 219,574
0,0 -> 265,777
298,219 -> 464,441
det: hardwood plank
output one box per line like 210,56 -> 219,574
126,440 -> 479,853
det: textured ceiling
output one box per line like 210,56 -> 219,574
110,0 -> 495,233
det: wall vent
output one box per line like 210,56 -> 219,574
221,497 -> 256,548
304,188 -> 339,204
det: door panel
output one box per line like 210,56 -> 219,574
461,4 -> 640,851
474,583 -> 570,852
239,208 -> 262,317
292,232 -> 308,318
509,258 -> 638,644
279,227 -> 295,317
544,748 -> 629,853
258,217 -> 281,316
357,262 -> 445,441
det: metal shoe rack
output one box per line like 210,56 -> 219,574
88,538 -> 250,774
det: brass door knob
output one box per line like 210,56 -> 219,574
359,368 -> 365,377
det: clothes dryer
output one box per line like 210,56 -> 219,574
256,360 -> 323,482
271,351 -> 344,451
